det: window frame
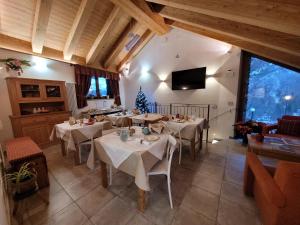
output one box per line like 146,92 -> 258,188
236,51 -> 300,123
86,76 -> 109,99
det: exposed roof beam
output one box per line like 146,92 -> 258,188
0,33 -> 118,73
86,6 -> 121,64
160,6 -> 300,57
110,0 -> 169,35
170,21 -> 300,69
103,19 -> 140,69
32,0 -> 53,53
147,0 -> 300,36
117,29 -> 154,71
63,0 -> 97,60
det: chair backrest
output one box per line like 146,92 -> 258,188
166,135 -> 177,176
282,115 -> 300,121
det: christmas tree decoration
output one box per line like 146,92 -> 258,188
135,86 -> 149,113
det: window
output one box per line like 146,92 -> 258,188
87,76 -> 108,98
244,56 -> 300,123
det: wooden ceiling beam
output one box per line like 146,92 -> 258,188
103,19 -> 140,69
63,0 -> 97,60
117,29 -> 154,71
170,21 -> 300,69
86,6 -> 121,65
32,0 -> 53,53
160,6 -> 300,57
146,0 -> 300,36
110,0 -> 169,35
0,33 -> 118,73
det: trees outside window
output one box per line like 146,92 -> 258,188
87,76 -> 107,98
245,57 -> 300,123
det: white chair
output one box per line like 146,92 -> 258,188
162,121 -> 182,164
148,135 -> 177,208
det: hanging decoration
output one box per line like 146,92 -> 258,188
135,86 -> 149,113
0,58 -> 31,76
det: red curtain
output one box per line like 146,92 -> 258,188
109,79 -> 120,97
74,65 -> 119,108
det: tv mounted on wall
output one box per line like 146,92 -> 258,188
172,67 -> 206,90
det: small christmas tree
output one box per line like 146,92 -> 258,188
135,86 -> 149,113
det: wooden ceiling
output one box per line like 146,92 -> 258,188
0,0 -> 299,72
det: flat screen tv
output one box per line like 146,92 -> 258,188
172,67 -> 206,90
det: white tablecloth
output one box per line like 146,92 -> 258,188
107,113 -> 133,126
50,122 -> 106,151
166,118 -> 206,132
98,127 -> 168,168
92,127 -> 169,190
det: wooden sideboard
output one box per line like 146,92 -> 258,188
6,77 -> 70,148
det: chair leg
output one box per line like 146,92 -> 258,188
167,175 -> 173,209
109,165 -> 113,185
178,141 -> 182,165
178,132 -> 182,164
79,147 -> 82,164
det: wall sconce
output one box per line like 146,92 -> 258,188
32,56 -> 48,72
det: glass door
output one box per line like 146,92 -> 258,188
16,80 -> 43,101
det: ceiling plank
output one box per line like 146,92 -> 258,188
160,6 -> 300,57
63,0 -> 97,60
110,0 -> 169,35
32,0 -> 53,53
146,0 -> 300,36
170,21 -> 300,69
117,29 -> 154,71
0,33 -> 118,73
86,6 -> 121,65
103,19 -> 140,69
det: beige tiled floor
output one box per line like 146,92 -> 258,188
11,139 -> 264,225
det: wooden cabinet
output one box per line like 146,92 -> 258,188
22,124 -> 50,147
10,112 -> 70,148
6,77 -> 70,148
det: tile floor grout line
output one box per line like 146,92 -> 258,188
214,143 -> 229,225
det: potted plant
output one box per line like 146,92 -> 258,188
6,162 -> 37,194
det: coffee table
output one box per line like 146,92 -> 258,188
247,134 -> 300,162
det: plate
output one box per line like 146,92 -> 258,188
144,135 -> 160,142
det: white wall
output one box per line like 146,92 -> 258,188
122,28 -> 241,140
0,49 -> 75,142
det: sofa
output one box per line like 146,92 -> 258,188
262,115 -> 300,138
244,152 -> 300,225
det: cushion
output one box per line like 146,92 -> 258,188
277,119 -> 300,137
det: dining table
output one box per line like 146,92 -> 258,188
50,120 -> 111,164
107,112 -> 134,127
131,113 -> 163,126
164,117 -> 207,159
92,126 -> 169,212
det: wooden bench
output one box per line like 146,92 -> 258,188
5,137 -> 49,189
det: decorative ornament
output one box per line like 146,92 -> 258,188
0,58 -> 31,76
135,86 -> 149,113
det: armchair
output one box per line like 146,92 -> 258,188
244,152 -> 300,225
262,115 -> 300,137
